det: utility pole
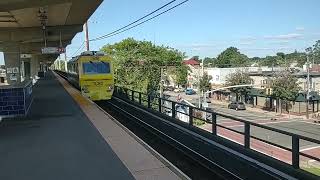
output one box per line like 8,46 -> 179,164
306,55 -> 310,119
202,59 -> 206,106
64,50 -> 67,72
160,67 -> 164,98
84,22 -> 90,51
198,63 -> 202,108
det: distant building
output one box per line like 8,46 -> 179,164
183,58 -> 201,90
249,71 -> 320,93
206,66 -> 287,87
183,57 -> 200,66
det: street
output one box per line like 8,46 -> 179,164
164,90 -> 320,166
164,90 -> 320,148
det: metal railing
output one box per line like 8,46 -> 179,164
113,86 -> 320,170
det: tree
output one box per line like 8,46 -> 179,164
191,56 -> 200,61
215,47 -> 249,68
174,65 -> 189,87
225,69 -> 253,101
276,52 -> 288,66
312,40 -> 320,64
259,56 -> 278,67
271,71 -> 301,100
199,73 -> 212,92
203,57 -> 216,67
271,71 -> 301,113
101,38 -> 186,94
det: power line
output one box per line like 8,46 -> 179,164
70,41 -> 85,57
90,0 -> 189,42
89,0 -> 177,41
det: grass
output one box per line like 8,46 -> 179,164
193,118 -> 206,126
303,167 -> 320,176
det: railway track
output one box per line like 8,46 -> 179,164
97,99 -> 236,180
54,70 -> 240,180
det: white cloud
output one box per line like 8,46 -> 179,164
268,40 -> 290,45
178,43 -> 218,49
241,46 -> 292,51
240,36 -> 257,42
242,47 -> 272,51
313,32 -> 320,36
295,27 -> 305,32
264,33 -> 303,40
239,42 -> 254,46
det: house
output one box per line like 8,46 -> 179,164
248,70 -> 320,115
183,58 -> 201,90
206,66 -> 287,87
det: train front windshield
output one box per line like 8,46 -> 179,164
83,61 -> 110,75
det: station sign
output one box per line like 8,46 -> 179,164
41,47 -> 65,54
20,54 -> 32,58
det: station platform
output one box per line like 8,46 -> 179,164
0,71 -> 184,180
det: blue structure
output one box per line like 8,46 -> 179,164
0,81 -> 33,117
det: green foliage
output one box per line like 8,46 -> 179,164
191,56 -> 200,61
271,71 -> 301,102
55,60 -> 66,71
306,40 -> 320,64
175,65 -> 189,87
199,73 -> 212,92
302,167 -> 320,176
258,50 -> 307,67
193,118 -> 205,126
100,38 -> 186,94
225,70 -> 253,98
215,47 -> 249,68
203,57 -> 216,67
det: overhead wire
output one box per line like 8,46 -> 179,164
89,0 -> 178,41
70,41 -> 85,57
90,0 -> 189,42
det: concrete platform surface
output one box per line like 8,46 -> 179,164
0,71 -> 146,180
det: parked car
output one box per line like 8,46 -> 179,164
228,102 -> 246,111
174,88 -> 184,93
185,88 -> 196,95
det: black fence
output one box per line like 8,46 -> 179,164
113,86 -> 320,171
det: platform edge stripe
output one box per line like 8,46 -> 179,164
93,101 -> 191,180
52,71 -> 189,180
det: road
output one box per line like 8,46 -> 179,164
164,91 -> 320,167
165,91 -> 280,121
164,91 -> 320,147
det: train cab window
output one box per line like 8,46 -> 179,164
83,61 -> 110,74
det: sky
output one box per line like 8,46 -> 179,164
1,0 -> 320,64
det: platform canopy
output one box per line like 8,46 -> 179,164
0,0 -> 103,62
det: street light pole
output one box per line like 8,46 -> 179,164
202,59 -> 206,106
84,22 -> 90,51
306,55 -> 310,119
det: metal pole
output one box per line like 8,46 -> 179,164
64,51 -> 67,72
198,67 -> 201,108
292,135 -> 300,168
160,67 -> 163,98
84,22 -> 90,51
306,56 -> 310,119
202,59 -> 204,101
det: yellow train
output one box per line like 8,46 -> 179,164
67,51 -> 114,101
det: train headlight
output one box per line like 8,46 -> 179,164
108,85 -> 114,91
